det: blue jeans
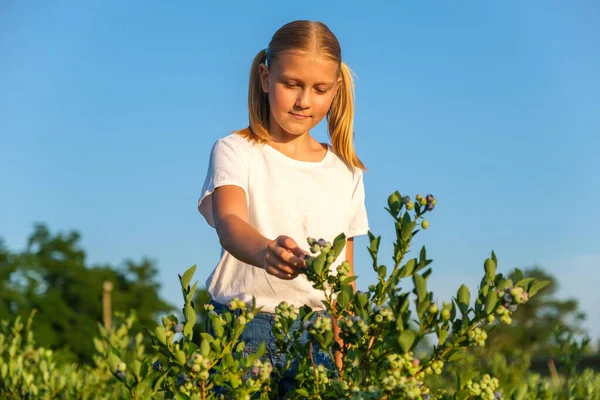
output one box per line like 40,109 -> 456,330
207,301 -> 335,397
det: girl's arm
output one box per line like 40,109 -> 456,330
212,185 -> 306,278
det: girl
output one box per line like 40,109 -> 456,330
197,20 -> 369,394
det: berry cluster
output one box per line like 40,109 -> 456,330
338,315 -> 369,338
465,374 -> 502,399
306,315 -> 332,336
187,353 -> 212,381
274,301 -> 299,329
416,194 -> 437,211
307,237 -> 332,255
228,297 -> 247,311
422,360 -> 444,375
372,305 -> 394,325
336,261 -> 352,280
494,285 -> 528,325
468,327 -> 488,347
308,364 -> 330,385
250,358 -> 273,382
227,297 -> 254,326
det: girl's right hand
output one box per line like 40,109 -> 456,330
264,235 -> 308,280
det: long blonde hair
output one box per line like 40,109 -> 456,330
235,20 -> 366,171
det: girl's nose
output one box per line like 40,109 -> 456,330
295,89 -> 311,109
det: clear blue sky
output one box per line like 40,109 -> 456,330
1,1 -> 599,341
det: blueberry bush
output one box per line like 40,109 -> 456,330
96,191 -> 557,399
2,190 -> 598,399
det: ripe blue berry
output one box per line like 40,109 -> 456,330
508,304 -> 517,313
426,202 -> 435,211
503,293 -> 513,303
116,370 -> 126,380
175,323 -> 184,333
153,360 -> 163,371
317,238 -> 326,247
403,196 -> 411,205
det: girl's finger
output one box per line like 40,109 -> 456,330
265,265 -> 297,280
273,246 -> 304,268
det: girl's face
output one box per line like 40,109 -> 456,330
260,50 -> 341,140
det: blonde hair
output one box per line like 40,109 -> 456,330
235,20 -> 366,171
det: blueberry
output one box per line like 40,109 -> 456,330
175,323 -> 184,333
317,239 -> 326,247
422,395 -> 431,400
426,202 -> 435,211
175,373 -> 188,386
153,360 -> 163,372
494,391 -> 502,400
116,370 -> 126,380
426,194 -> 434,202
508,304 -> 517,313
403,196 -> 411,205
503,293 -> 513,303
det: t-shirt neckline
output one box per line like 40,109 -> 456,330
262,142 -> 331,167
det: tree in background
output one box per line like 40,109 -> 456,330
0,224 -> 173,365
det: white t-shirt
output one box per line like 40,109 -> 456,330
198,133 -> 369,313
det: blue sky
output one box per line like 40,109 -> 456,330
1,1 -> 599,341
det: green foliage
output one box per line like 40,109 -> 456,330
0,223 -> 173,364
0,309 -> 125,399
2,191 -> 599,399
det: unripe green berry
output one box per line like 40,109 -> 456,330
421,220 -> 430,229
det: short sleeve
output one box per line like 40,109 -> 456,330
198,137 -> 249,228
346,169 -> 369,238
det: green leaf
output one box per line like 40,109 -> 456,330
107,353 -> 121,373
513,268 -> 524,283
485,289 -> 498,314
200,339 -> 210,357
398,259 -> 416,278
312,252 -> 327,276
153,371 -> 169,392
437,328 -> 449,345
93,337 -> 106,354
179,265 -> 196,291
199,333 -> 214,343
448,350 -> 465,362
491,250 -> 498,267
377,265 -> 387,280
419,246 -> 426,263
332,233 -> 346,259
388,191 -> 402,216
529,280 -> 551,297
515,278 -> 535,288
341,276 -> 359,286
337,291 -> 350,310
484,258 -> 496,281
417,299 -> 429,319
401,220 -> 415,241
398,329 -> 416,353
457,284 -> 470,308
184,303 -> 196,339
296,388 -> 310,397
413,273 -> 427,301
174,349 -> 186,366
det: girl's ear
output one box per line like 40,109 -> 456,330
259,63 -> 270,93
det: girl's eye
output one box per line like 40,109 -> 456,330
315,88 -> 328,94
285,82 -> 298,88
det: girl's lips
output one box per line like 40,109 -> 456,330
290,112 -> 310,120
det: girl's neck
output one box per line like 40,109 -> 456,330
266,130 -> 327,163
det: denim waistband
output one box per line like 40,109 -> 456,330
208,300 -> 330,320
